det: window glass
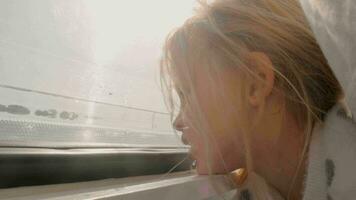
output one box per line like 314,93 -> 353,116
0,0 -> 194,148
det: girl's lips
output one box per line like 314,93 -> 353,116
188,146 -> 197,159
181,133 -> 189,145
182,134 -> 198,159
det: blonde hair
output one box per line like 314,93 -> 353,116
160,0 -> 342,198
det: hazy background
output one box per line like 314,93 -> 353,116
0,0 -> 197,147
0,0 -> 195,134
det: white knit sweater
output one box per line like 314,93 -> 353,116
302,105 -> 356,200
299,1 -> 356,199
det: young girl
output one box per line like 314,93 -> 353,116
160,0 -> 355,199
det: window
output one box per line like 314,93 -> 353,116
0,0 -> 195,188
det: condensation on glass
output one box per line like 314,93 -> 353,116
0,0 -> 195,148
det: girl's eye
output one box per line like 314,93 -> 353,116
176,89 -> 188,106
177,90 -> 184,99
178,91 -> 185,101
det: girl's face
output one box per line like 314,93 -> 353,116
173,66 -> 247,174
172,53 -> 302,177
171,53 -> 305,199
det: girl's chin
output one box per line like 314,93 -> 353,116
195,159 -> 230,175
195,159 -> 219,175
193,159 -> 206,175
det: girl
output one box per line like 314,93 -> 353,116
160,0 -> 355,199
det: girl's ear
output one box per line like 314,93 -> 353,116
246,52 -> 275,107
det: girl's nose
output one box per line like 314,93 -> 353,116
173,114 -> 190,145
173,113 -> 185,132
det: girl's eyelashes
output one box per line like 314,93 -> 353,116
177,89 -> 184,98
178,90 -> 186,105
175,85 -> 192,108
176,88 -> 187,99
175,89 -> 188,109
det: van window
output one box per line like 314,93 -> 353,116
0,0 -> 195,188
0,0 -> 195,148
